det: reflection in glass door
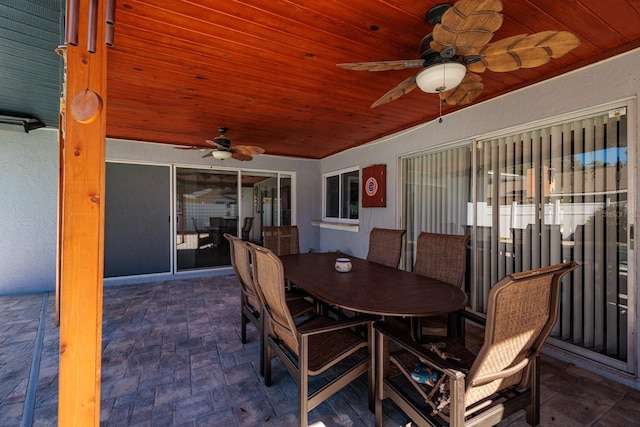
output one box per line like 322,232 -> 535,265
176,169 -> 238,270
258,174 -> 293,230
175,169 -> 293,270
240,172 -> 277,243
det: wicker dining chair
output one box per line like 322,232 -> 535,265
374,261 -> 578,427
413,232 -> 470,286
412,232 -> 471,339
366,227 -> 406,268
262,225 -> 300,256
224,233 -> 314,376
247,242 -> 374,427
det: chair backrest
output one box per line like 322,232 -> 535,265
366,228 -> 406,268
464,261 -> 578,407
191,217 -> 203,233
224,233 -> 260,310
247,242 -> 299,354
413,232 -> 470,287
262,225 -> 300,256
210,217 -> 223,228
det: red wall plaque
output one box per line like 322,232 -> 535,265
362,164 -> 386,207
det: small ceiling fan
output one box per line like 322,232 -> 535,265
186,127 -> 265,161
337,0 -> 581,108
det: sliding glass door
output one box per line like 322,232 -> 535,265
175,168 -> 294,271
401,146 -> 473,281
176,169 -> 239,270
402,105 -> 633,371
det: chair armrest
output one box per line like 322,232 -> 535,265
374,320 -> 465,375
298,315 -> 376,336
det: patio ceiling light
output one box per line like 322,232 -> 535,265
415,62 -> 467,93
211,150 -> 233,160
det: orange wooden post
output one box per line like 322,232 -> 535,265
58,0 -> 108,424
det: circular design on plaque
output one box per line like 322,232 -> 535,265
365,177 -> 378,197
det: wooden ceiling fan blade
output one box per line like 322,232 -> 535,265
440,72 -> 484,105
449,0 -> 503,17
431,0 -> 503,56
337,59 -> 424,72
231,152 -> 252,161
201,151 -> 214,158
176,145 -> 205,150
234,145 -> 265,155
467,31 -> 581,73
536,30 -> 581,58
370,74 -> 418,108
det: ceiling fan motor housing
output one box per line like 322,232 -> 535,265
426,3 -> 453,26
214,136 -> 232,149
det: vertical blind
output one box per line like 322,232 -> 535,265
402,107 -> 630,369
477,110 -> 628,363
401,146 -> 472,273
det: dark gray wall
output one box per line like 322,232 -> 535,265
105,162 -> 171,277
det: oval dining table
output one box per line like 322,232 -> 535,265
280,252 -> 467,319
280,252 -> 468,411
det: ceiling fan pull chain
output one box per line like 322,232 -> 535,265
439,64 -> 444,123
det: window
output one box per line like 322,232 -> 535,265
323,167 -> 359,221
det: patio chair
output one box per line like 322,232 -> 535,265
374,261 -> 578,427
366,227 -> 406,268
224,233 -> 314,376
191,217 -> 212,249
263,225 -> 299,256
414,232 -> 470,285
412,232 -> 470,339
247,242 -> 374,427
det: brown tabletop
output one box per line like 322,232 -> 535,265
280,252 -> 467,317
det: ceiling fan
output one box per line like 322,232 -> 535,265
337,0 -> 581,109
189,127 -> 265,161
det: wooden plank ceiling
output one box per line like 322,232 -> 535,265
107,0 -> 640,159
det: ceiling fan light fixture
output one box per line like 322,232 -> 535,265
211,150 -> 233,160
415,62 -> 466,93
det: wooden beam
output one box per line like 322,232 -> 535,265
58,0 -> 107,425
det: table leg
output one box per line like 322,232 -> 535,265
447,310 -> 466,345
368,321 -> 375,412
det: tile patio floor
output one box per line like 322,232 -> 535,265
1,275 -> 640,426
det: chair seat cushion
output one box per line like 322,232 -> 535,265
301,316 -> 368,374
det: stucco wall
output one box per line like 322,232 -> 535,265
0,133 -> 321,294
0,129 -> 58,294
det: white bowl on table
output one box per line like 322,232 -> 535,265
334,258 -> 352,273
